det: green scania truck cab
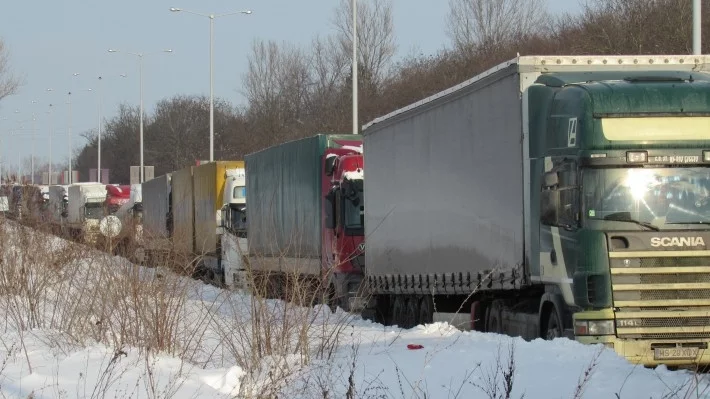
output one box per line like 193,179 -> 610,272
534,68 -> 710,365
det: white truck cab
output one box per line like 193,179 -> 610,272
221,168 -> 248,290
67,183 -> 108,243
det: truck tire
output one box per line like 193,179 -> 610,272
418,296 -> 434,325
543,306 -> 563,340
486,300 -> 503,333
391,296 -> 407,328
404,296 -> 419,328
325,284 -> 338,313
373,295 -> 391,325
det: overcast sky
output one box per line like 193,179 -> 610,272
0,0 -> 583,175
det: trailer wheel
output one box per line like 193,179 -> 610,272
391,296 -> 407,328
418,296 -> 434,325
325,284 -> 338,313
486,300 -> 503,333
404,296 -> 419,328
373,295 -> 390,325
543,305 -> 563,340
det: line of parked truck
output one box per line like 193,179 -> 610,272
1,180 -> 143,260
9,54 -> 710,368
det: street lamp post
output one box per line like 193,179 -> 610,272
170,7 -> 252,162
31,111 -> 36,184
0,116 -> 7,185
46,88 -> 55,184
109,49 -> 172,183
67,91 -> 71,183
67,72 -> 81,184
66,87 -> 92,185
47,104 -> 54,184
97,77 -> 102,183
352,0 -> 358,135
96,73 -> 127,183
694,0 -> 702,55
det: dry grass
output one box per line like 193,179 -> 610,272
0,214 -> 362,397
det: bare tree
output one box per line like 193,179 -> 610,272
332,0 -> 397,88
243,39 -> 312,144
79,103 -> 140,184
310,35 -> 349,100
0,39 -> 20,103
446,0 -> 548,54
146,95 -> 238,172
559,0 -> 694,55
305,35 -> 351,131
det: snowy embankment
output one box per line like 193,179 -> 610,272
0,220 -> 707,398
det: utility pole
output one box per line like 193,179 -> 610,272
694,0 -> 702,55
352,0 -> 358,135
68,91 -> 73,184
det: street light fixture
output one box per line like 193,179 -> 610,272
109,49 -> 172,183
170,6 -> 252,162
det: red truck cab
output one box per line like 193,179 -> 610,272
323,144 -> 365,311
104,185 -> 131,215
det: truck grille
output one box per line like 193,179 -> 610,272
610,251 -> 710,340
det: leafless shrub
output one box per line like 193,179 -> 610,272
469,341 -> 520,399
572,346 -> 603,399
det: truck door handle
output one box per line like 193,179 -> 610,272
550,250 -> 557,265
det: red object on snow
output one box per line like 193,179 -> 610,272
407,344 -> 424,350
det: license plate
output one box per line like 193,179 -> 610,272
654,347 -> 699,360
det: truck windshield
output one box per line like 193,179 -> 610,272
84,203 -> 104,219
233,186 -> 246,200
583,167 -> 710,227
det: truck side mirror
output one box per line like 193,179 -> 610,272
324,156 -> 336,177
540,189 -> 560,226
543,171 -> 559,189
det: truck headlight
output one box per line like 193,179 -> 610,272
574,320 -> 615,336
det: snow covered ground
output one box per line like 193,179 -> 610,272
0,224 -> 708,398
1,278 -> 709,398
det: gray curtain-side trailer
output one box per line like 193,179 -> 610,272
363,61 -> 527,296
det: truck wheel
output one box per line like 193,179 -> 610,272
404,297 -> 419,328
325,284 -> 338,313
486,301 -> 503,333
391,296 -> 407,328
373,295 -> 391,325
418,296 -> 434,325
544,307 -> 563,340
